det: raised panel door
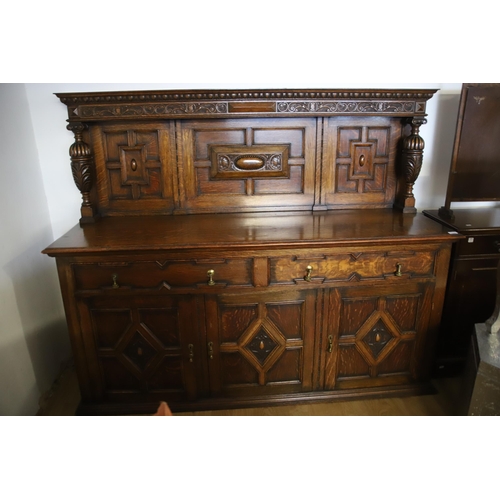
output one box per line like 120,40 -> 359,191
323,283 -> 434,390
76,294 -> 205,405
204,289 -> 317,398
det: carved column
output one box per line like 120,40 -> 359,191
67,122 -> 99,224
396,117 -> 427,213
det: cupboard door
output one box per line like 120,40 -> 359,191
323,283 -> 434,390
205,290 -> 316,398
77,294 -> 204,404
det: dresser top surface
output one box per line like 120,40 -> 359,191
43,210 -> 460,256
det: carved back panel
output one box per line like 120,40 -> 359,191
91,122 -> 176,215
321,116 -> 401,209
57,89 -> 437,220
177,117 -> 316,213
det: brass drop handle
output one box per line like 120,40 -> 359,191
188,344 -> 194,363
328,335 -> 333,353
375,333 -> 381,342
394,263 -> 402,277
208,342 -> 214,360
112,274 -> 119,288
207,269 -> 215,286
130,159 -> 138,171
304,265 -> 313,282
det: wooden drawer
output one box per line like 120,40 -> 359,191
72,258 -> 253,291
269,250 -> 436,285
456,234 -> 500,257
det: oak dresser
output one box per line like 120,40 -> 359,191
43,88 -> 460,415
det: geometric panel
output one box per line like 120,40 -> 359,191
103,129 -> 163,201
376,341 -> 414,376
220,304 -> 258,343
246,327 -> 279,365
122,331 -> 157,371
91,308 -> 132,349
267,302 -> 303,339
191,121 -> 309,199
266,348 -> 302,384
361,318 -> 394,358
100,357 -> 142,391
386,295 -> 419,334
337,345 -> 371,378
335,126 -> 390,194
139,308 -> 179,347
220,352 -> 259,386
339,297 -> 378,337
147,356 -> 184,391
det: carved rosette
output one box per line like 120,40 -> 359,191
67,122 -> 98,223
397,117 -> 427,213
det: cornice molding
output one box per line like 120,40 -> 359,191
56,88 -> 438,120
57,88 -> 437,104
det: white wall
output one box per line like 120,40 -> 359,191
0,84 -> 69,416
0,82 -> 472,415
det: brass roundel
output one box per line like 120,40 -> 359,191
234,155 -> 265,170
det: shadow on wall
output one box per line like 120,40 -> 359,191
0,333 -> 39,415
419,92 -> 461,209
3,236 -> 70,406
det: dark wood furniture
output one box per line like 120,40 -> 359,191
43,88 -> 460,415
423,83 -> 500,376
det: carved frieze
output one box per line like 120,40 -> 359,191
277,101 -> 416,114
74,102 -> 229,118
69,100 -> 425,119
